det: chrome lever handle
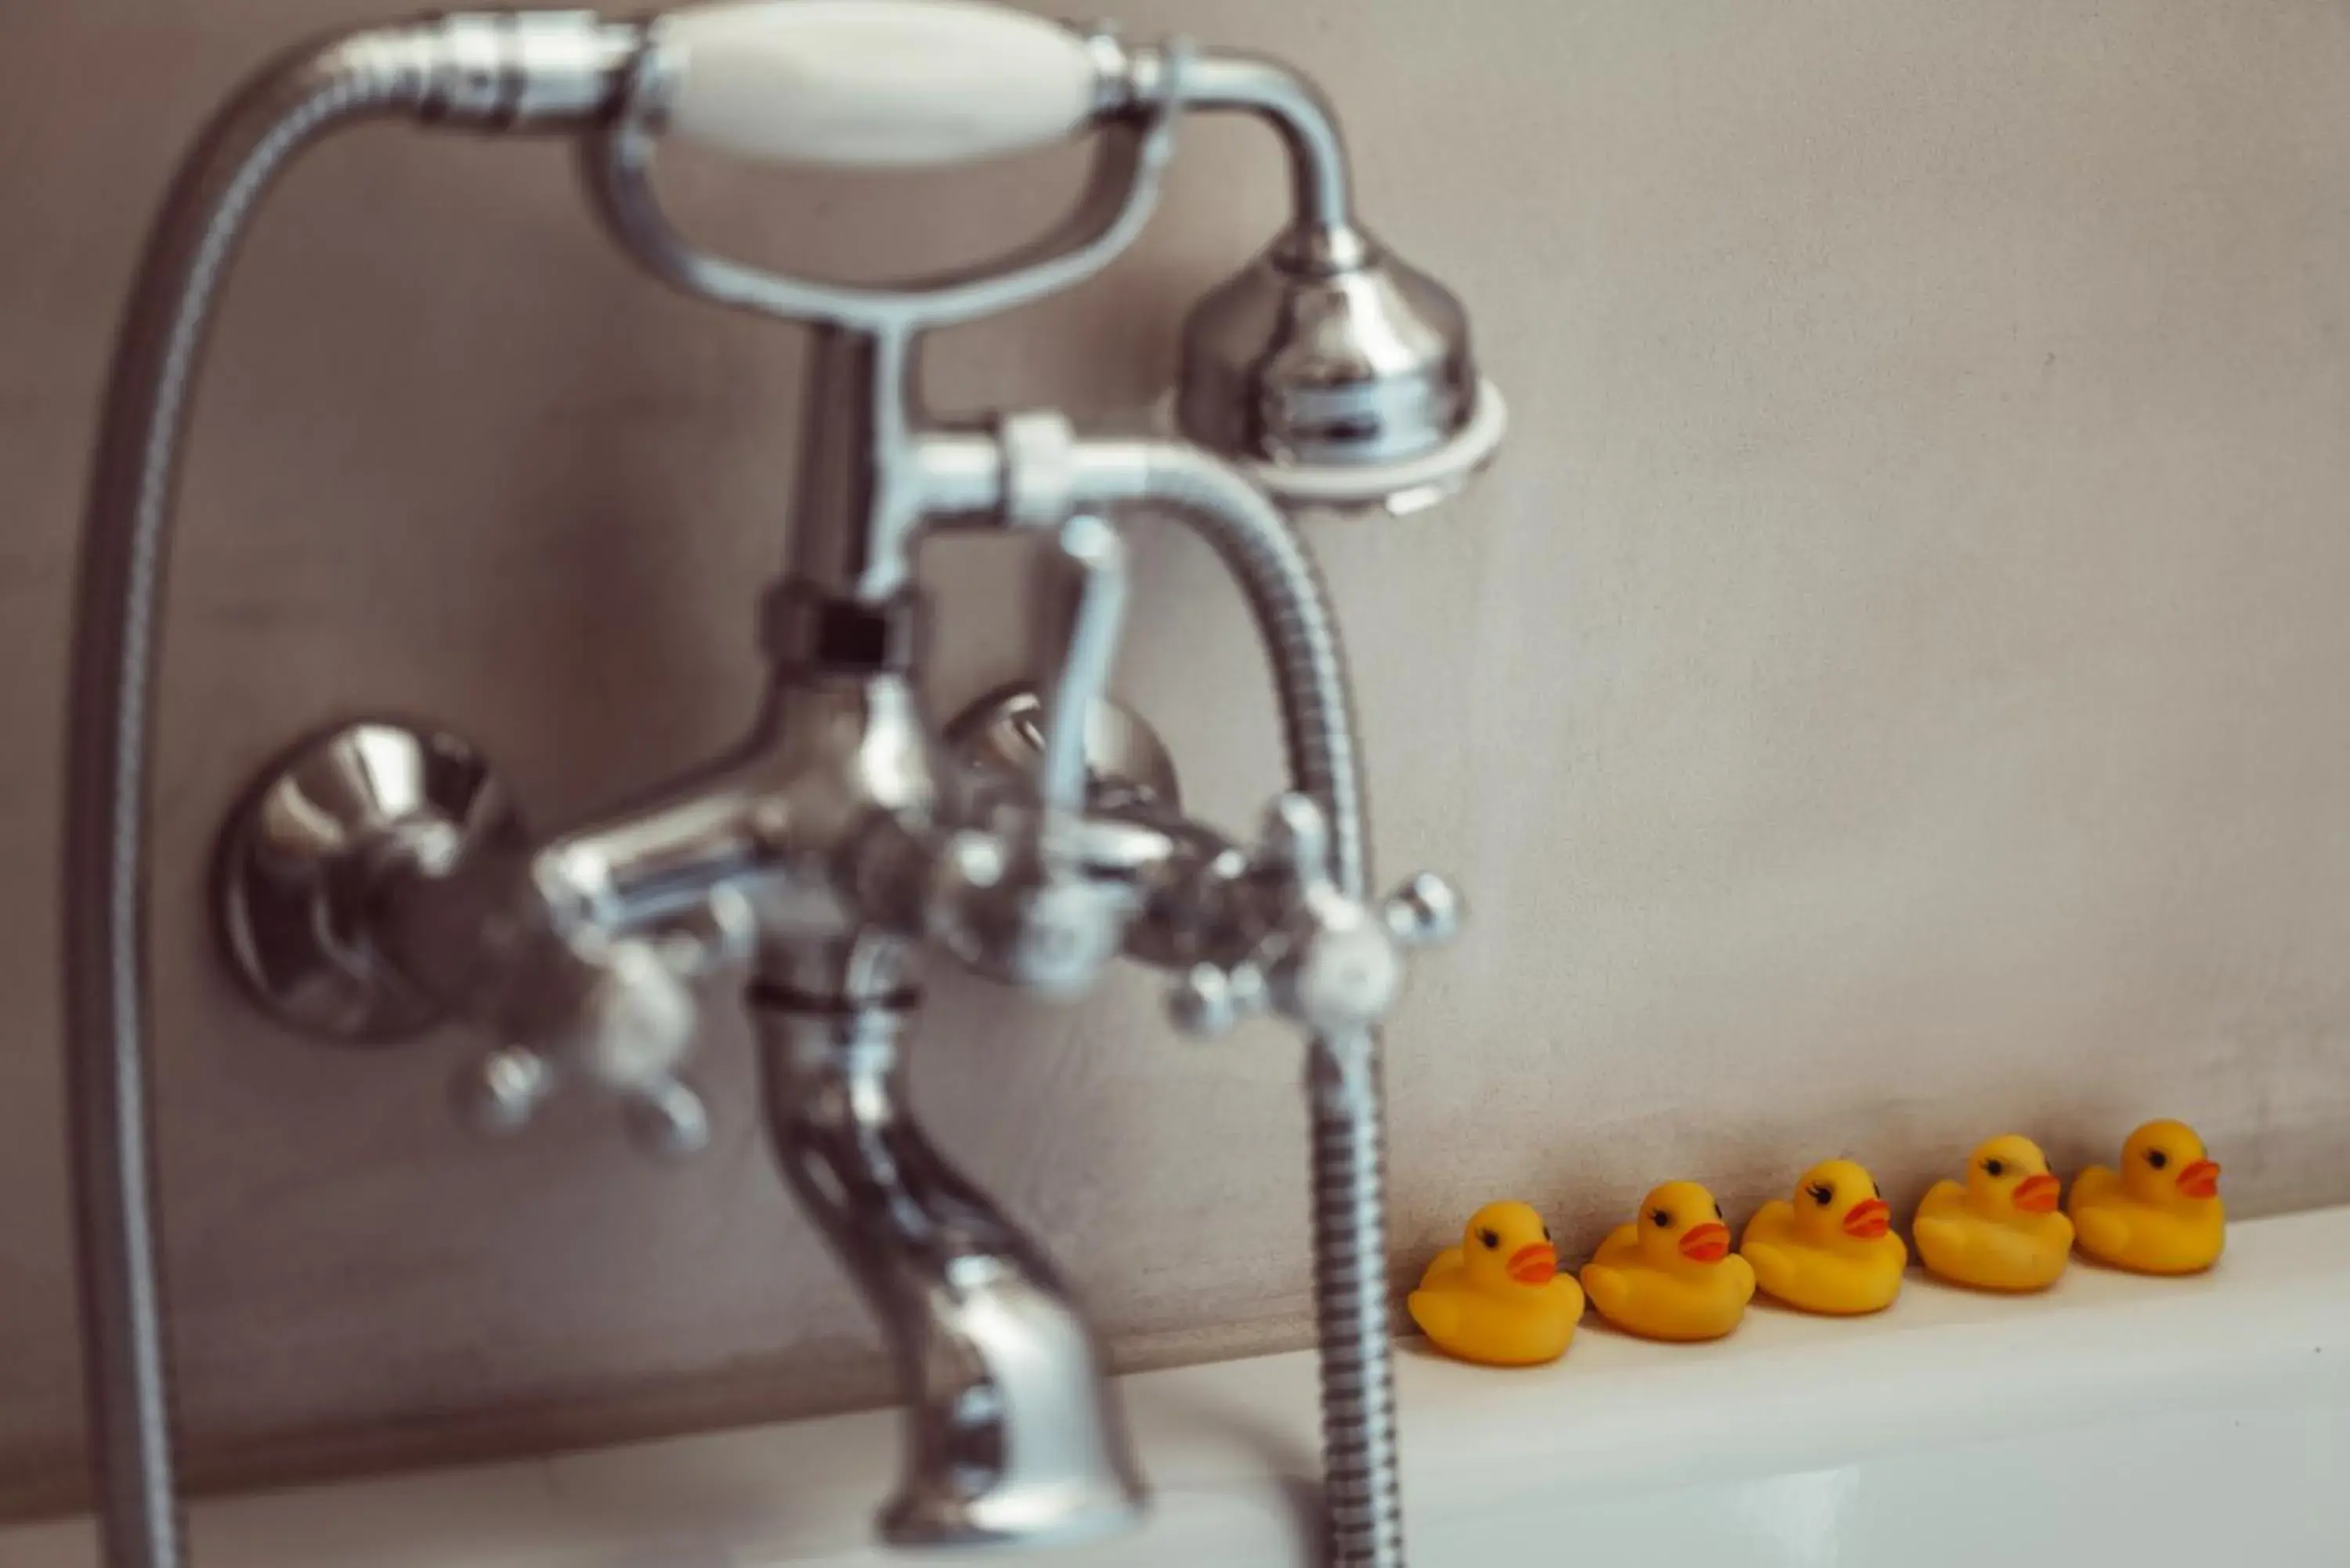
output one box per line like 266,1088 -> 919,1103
1031,511 -> 1130,816
930,508 -> 1142,996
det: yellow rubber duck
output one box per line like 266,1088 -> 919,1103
1581,1181 -> 1755,1342
1912,1133 -> 2073,1292
1738,1158 -> 1906,1314
2069,1118 -> 2224,1275
1408,1201 -> 1584,1366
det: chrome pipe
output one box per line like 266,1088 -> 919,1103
1177,51 -> 1358,242
783,325 -> 925,602
67,37 -> 452,1568
62,20 -> 635,1565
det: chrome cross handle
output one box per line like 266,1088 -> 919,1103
446,932 -> 714,1161
418,863 -> 757,1162
1166,794 -> 1462,1040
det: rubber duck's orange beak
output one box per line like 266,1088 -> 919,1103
1841,1198 -> 1891,1239
1679,1222 -> 1731,1263
2177,1159 -> 2221,1199
2012,1173 -> 2061,1213
1506,1242 -> 1558,1284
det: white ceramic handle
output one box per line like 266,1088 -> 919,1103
658,0 -> 1101,168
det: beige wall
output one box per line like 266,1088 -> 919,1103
8,0 -> 2350,1512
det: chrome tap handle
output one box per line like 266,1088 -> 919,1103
214,721 -> 727,1163
1162,794 -> 1462,1041
928,807 -> 1158,996
438,886 -> 751,1162
931,510 -> 1144,996
1031,511 -> 1130,815
446,933 -> 714,1162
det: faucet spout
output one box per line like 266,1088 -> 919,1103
755,995 -> 1145,1547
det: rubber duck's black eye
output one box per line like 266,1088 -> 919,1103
1650,1209 -> 1672,1229
2146,1150 -> 2168,1169
1872,1180 -> 1883,1199
1541,1225 -> 1552,1241
1477,1227 -> 1501,1249
1983,1158 -> 2005,1178
1713,1200 -> 1726,1220
1807,1183 -> 1835,1206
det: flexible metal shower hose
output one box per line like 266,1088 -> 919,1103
63,32 -> 442,1568
1072,442 -> 1405,1568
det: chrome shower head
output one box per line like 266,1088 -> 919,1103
1177,227 -> 1506,516
1156,50 -> 1506,513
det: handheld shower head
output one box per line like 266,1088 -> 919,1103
1176,228 -> 1506,515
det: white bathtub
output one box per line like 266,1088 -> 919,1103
13,1205 -> 2348,1566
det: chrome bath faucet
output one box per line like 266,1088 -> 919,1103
62,5 -> 1505,1566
